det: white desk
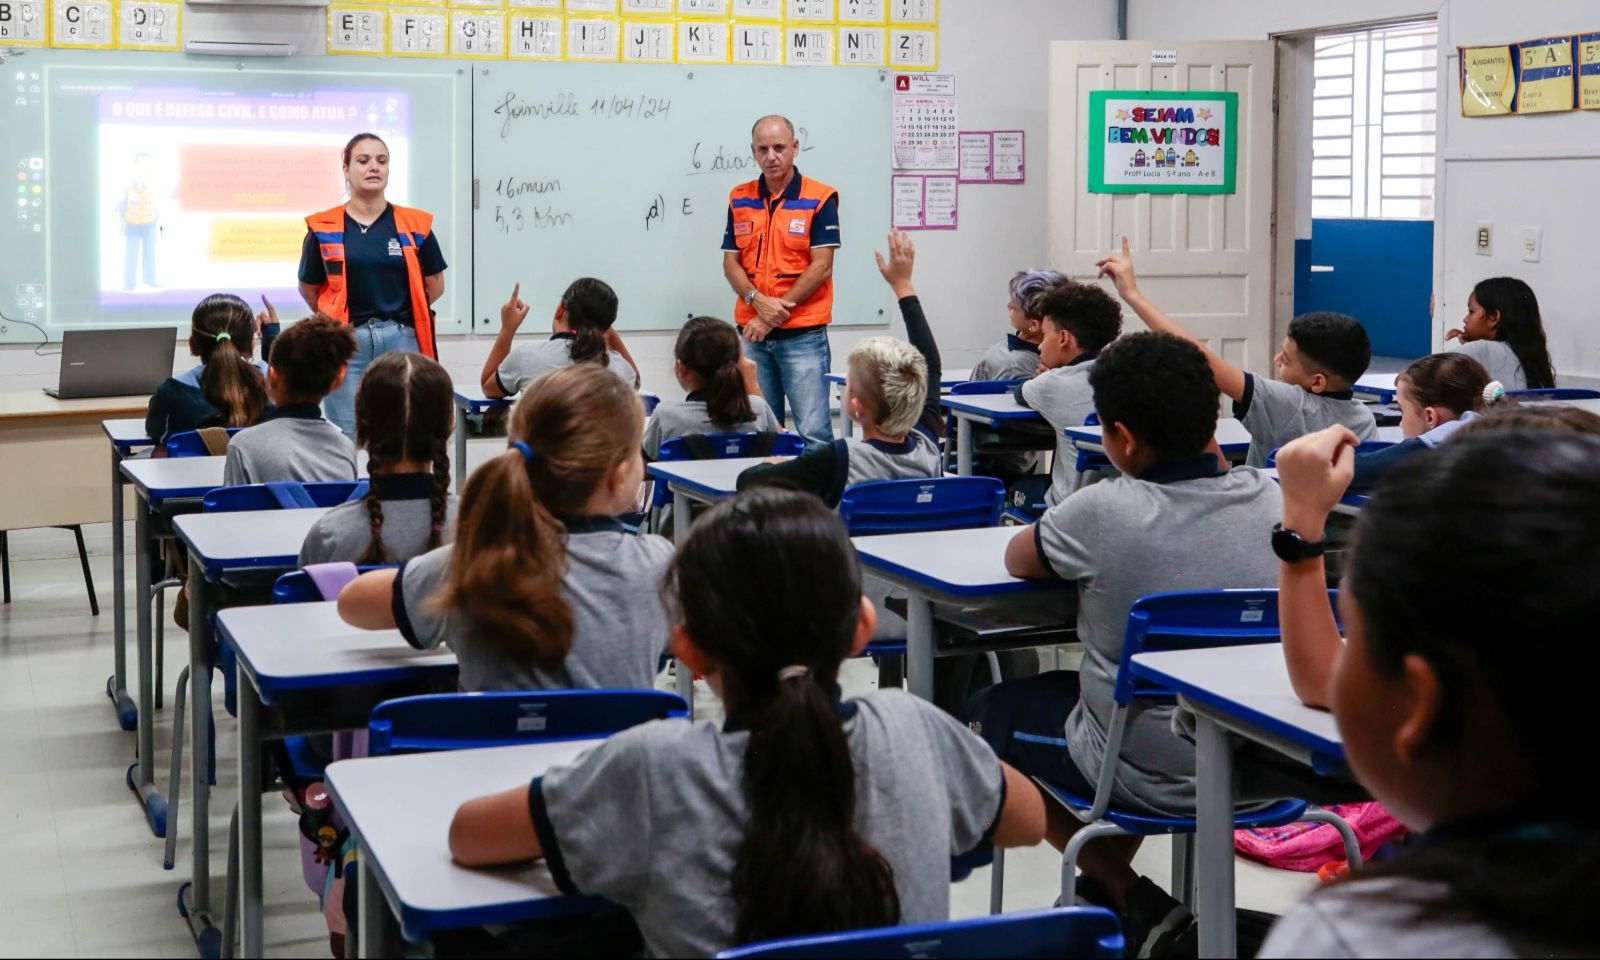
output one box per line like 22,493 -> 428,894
219,601 -> 459,958
452,389 -> 662,489
1352,373 -> 1397,403
102,419 -> 158,734
644,457 -> 771,546
828,368 -> 971,439
940,394 -> 1048,475
1536,396 -> 1600,416
326,740 -> 606,957
1131,645 -> 1345,959
851,527 -> 1065,700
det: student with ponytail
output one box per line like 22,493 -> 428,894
642,315 -> 779,459
1348,352 -> 1507,488
299,351 -> 457,566
337,363 -> 671,692
480,277 -> 641,398
144,292 -> 270,444
446,488 -> 1045,957
1447,277 -> 1556,390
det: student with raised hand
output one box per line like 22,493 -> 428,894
299,351 -> 457,566
642,315 -> 779,460
737,230 -> 943,507
970,269 -> 1067,381
145,293 -> 269,445
446,489 -> 1046,958
337,364 -> 671,693
1446,277 -> 1556,390
1096,235 -> 1377,467
222,314 -> 357,485
479,279 -> 641,398
1261,428 -> 1600,958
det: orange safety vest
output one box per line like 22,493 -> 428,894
123,184 -> 156,225
728,174 -> 837,330
304,204 -> 438,359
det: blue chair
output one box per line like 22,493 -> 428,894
948,378 -> 1026,396
1507,387 -> 1600,400
1266,439 -> 1394,468
202,480 -> 368,512
649,431 -> 807,518
989,589 -> 1361,911
716,907 -> 1123,960
367,688 -> 688,756
639,392 -> 661,415
839,476 -> 1005,536
164,427 -> 245,457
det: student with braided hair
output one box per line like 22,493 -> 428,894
299,351 -> 457,566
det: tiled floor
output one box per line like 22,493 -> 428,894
1,513 -> 1318,958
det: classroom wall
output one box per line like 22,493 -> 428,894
1129,0 -> 1600,384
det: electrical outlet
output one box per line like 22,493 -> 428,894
1521,227 -> 1542,263
1475,222 -> 1493,256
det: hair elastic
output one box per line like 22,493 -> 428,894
509,440 -> 536,462
213,331 -> 231,343
777,665 -> 810,682
1483,381 -> 1506,403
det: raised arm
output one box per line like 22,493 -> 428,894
480,283 -> 529,399
875,231 -> 943,432
1095,236 -> 1248,402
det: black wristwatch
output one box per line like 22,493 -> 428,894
1271,523 -> 1326,563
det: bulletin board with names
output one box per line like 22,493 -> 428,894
1458,31 -> 1600,116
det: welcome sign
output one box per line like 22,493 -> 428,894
1087,90 -> 1238,194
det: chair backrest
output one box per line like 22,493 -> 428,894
366,688 -> 690,756
271,564 -> 396,604
715,907 -> 1124,960
657,431 -> 806,462
1507,387 -> 1600,400
1266,440 -> 1393,468
639,392 -> 661,415
838,476 -> 1004,535
947,378 -> 1025,396
203,480 -> 368,512
164,427 -> 244,458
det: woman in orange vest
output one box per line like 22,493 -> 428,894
297,132 -> 447,437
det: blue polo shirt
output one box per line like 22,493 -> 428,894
720,168 -> 841,252
298,205 -> 447,324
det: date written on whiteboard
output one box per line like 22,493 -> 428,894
491,90 -> 670,139
591,94 -> 673,121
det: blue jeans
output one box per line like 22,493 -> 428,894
123,221 -> 157,290
744,326 -> 833,444
323,319 -> 420,438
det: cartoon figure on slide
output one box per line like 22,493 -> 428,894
117,151 -> 160,292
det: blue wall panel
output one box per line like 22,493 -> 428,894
1293,218 -> 1433,359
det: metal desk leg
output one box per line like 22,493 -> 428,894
129,495 -> 166,837
453,401 -> 469,492
238,667 -> 264,958
838,382 -> 854,439
108,450 -> 137,731
905,591 -> 935,701
357,853 -> 401,959
956,417 -> 974,476
672,486 -> 693,547
1194,715 -> 1237,959
186,552 -> 217,936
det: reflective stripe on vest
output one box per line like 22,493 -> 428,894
304,203 -> 438,359
727,175 -> 836,330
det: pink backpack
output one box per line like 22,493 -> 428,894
1234,801 -> 1406,872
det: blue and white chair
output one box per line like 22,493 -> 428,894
648,430 -> 806,530
716,907 -> 1123,960
163,426 -> 246,458
367,688 -> 689,756
1506,387 -> 1600,400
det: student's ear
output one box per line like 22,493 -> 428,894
1306,370 -> 1329,394
1483,309 -> 1501,334
1393,653 -> 1442,764
848,596 -> 878,657
1422,405 -> 1442,431
671,625 -> 715,680
328,363 -> 349,393
551,303 -> 567,331
1106,419 -> 1138,460
266,365 -> 284,396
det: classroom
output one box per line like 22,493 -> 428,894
2,0 -> 1597,957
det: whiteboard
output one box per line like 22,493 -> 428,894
0,49 -> 470,344
471,62 -> 893,333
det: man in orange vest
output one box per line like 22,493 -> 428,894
722,115 -> 840,443
118,152 -> 159,292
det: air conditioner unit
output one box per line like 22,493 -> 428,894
184,39 -> 298,56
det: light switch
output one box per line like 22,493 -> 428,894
1475,222 -> 1492,256
1521,227 -> 1542,263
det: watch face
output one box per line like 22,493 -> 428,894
1272,525 -> 1323,562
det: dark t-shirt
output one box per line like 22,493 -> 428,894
298,205 -> 447,323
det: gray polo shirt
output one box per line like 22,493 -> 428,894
530,689 -> 1005,959
1035,457 -> 1282,816
1019,354 -> 1100,505
1235,373 -> 1378,468
1452,338 -> 1526,390
496,333 -> 638,396
972,334 -> 1041,382
642,392 -> 780,459
394,518 -> 673,692
844,430 -> 943,488
298,473 -> 457,566
222,404 -> 358,486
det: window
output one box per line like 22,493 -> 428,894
1311,21 -> 1437,220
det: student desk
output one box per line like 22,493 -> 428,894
1131,645 -> 1344,959
851,527 -> 1066,701
645,456 -> 772,546
1259,468 -> 1371,517
941,393 -> 1046,475
220,601 -> 459,958
452,389 -> 661,489
1538,396 -> 1600,416
1352,373 -> 1397,403
171,506 -> 331,947
101,419 -> 159,732
828,368 -> 970,439
118,455 -> 227,836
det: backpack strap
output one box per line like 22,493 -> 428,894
264,481 -> 318,509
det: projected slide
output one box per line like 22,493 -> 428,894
96,88 -> 410,307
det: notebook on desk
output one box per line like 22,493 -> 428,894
42,327 -> 176,400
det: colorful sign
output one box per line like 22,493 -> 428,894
1087,90 -> 1236,195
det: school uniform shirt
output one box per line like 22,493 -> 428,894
221,403 -> 358,486
298,473 -> 458,566
1017,352 -> 1101,505
1452,338 -> 1527,391
495,333 -> 638,396
298,205 -> 447,325
529,688 -> 1005,959
1349,410 -> 1478,490
641,391 -> 780,459
971,334 -> 1042,382
1235,373 -> 1379,468
1033,455 -> 1282,816
392,517 -> 673,692
144,361 -> 268,444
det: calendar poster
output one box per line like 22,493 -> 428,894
892,71 -> 957,169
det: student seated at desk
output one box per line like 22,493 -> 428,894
1349,353 -> 1500,489
1013,282 -> 1124,507
970,268 -> 1063,380
223,315 -> 358,485
1097,236 -> 1377,467
300,352 -> 457,565
642,315 -> 778,460
479,278 -> 641,399
337,364 -> 671,692
145,293 -> 270,446
738,231 -> 942,507
447,489 -> 1047,958
1445,276 -> 1556,391
1261,429 -> 1600,959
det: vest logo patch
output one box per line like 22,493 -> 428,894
387,239 -> 402,257
788,218 -> 808,236
733,221 -> 754,237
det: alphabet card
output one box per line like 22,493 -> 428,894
117,0 -> 179,50
508,13 -> 562,58
0,1 -> 48,45
50,0 -> 114,48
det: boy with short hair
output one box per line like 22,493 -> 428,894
223,315 -> 358,485
1097,237 -> 1377,466
969,331 -> 1283,956
971,269 -> 1067,381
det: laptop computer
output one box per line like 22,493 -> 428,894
43,327 -> 178,400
